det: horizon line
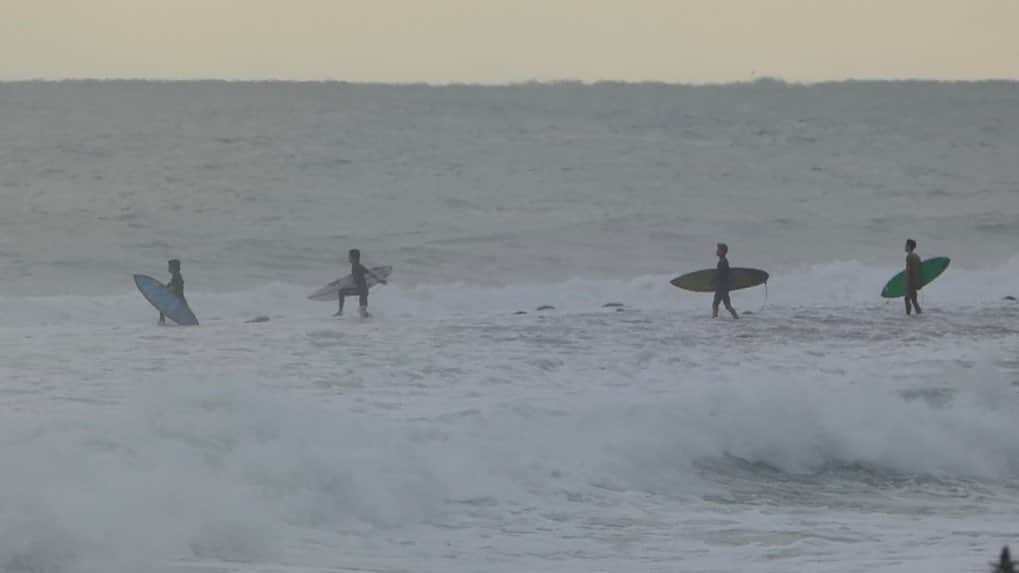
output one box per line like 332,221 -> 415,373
3,77 -> 1018,88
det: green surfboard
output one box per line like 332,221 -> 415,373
880,257 -> 950,298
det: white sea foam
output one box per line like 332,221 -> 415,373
0,319 -> 1016,572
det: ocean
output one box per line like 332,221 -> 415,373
0,80 -> 1017,572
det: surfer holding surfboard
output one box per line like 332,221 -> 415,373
903,239 -> 923,315
879,241 -> 950,310
670,243 -> 768,316
335,249 -> 387,318
133,258 -> 199,326
159,259 -> 186,325
713,243 -> 740,319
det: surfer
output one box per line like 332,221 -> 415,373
712,243 -> 739,319
159,258 -> 186,325
336,249 -> 387,318
904,239 -> 922,315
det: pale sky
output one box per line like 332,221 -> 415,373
2,0 -> 1018,83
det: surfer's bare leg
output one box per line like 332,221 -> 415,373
335,293 -> 345,316
358,290 -> 370,318
905,290 -> 921,315
158,312 -> 166,325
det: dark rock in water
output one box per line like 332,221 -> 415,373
615,307 -> 624,312
1004,296 -> 1017,302
513,311 -> 528,315
245,315 -> 270,323
743,311 -> 754,316
994,546 -> 1014,573
602,302 -> 624,308
536,305 -> 555,311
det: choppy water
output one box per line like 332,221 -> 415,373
0,81 -> 1018,572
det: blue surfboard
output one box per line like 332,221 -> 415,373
133,274 -> 199,326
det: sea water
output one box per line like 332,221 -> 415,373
0,80 -> 1017,572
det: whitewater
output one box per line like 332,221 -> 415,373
1,80 -> 1018,572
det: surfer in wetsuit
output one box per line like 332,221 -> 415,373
336,249 -> 387,318
159,258 -> 186,325
712,243 -> 739,319
904,239 -> 922,315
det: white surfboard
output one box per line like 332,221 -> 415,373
307,266 -> 392,301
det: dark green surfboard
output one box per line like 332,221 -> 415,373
670,268 -> 769,293
880,257 -> 950,298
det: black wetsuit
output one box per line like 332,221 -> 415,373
352,263 -> 369,307
714,258 -> 729,302
167,273 -> 184,300
713,256 -> 739,318
338,263 -> 370,314
904,251 -> 922,315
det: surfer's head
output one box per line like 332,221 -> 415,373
168,259 -> 181,273
905,239 -> 916,252
348,249 -> 361,263
716,243 -> 728,257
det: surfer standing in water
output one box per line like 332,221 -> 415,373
336,249 -> 387,318
159,258 -> 186,325
713,243 -> 739,319
904,239 -> 922,315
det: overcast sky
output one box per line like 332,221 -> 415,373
3,0 -> 1017,83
